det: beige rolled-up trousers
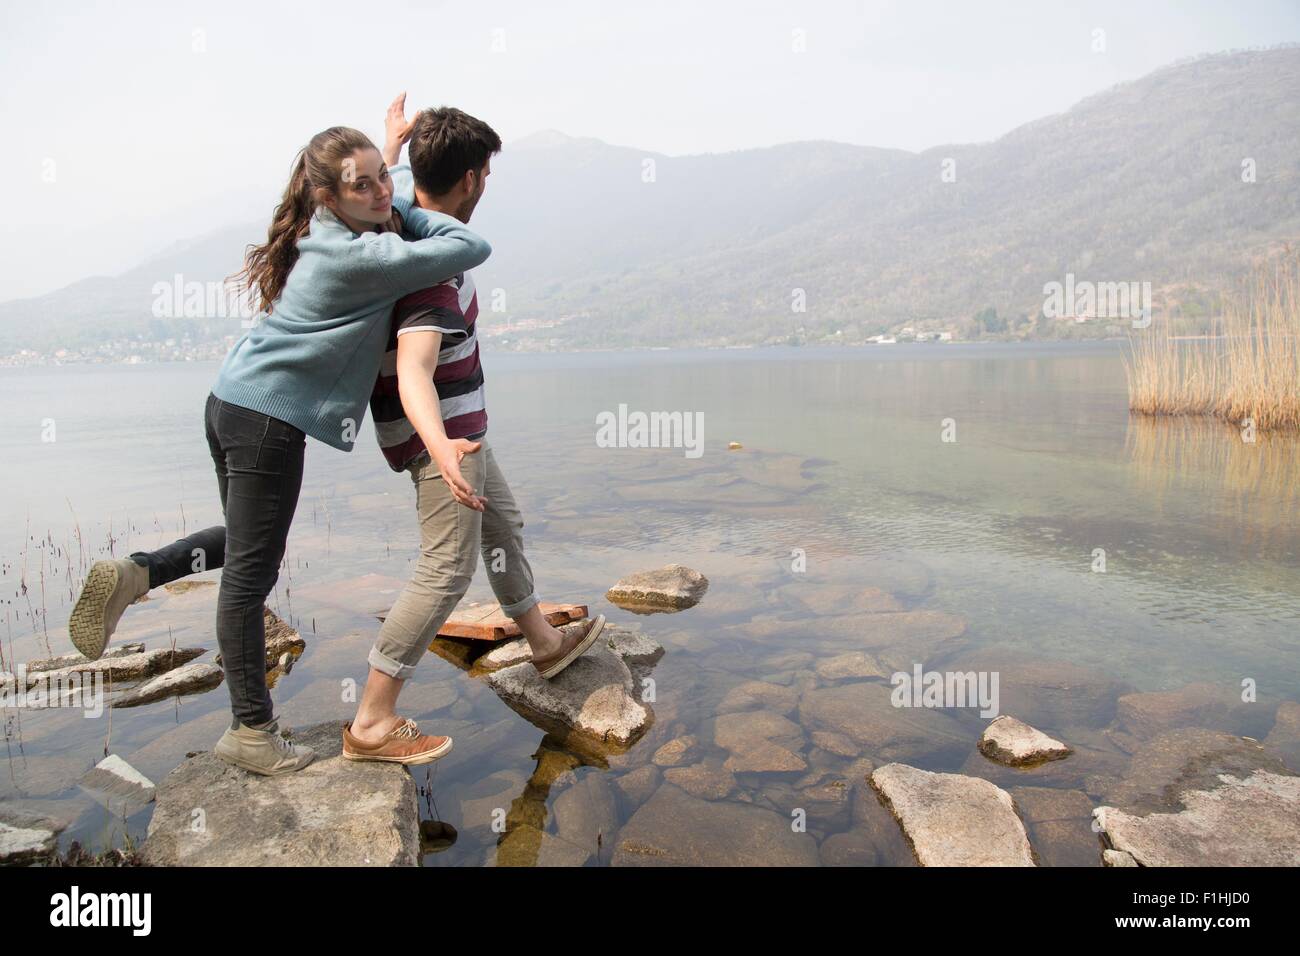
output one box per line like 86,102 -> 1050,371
369,437 -> 540,680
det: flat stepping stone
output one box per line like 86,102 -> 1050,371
979,715 -> 1073,766
1093,770 -> 1300,866
142,720 -> 420,866
870,763 -> 1035,866
432,601 -> 588,642
606,564 -> 708,612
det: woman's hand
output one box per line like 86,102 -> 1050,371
431,438 -> 487,511
383,91 -> 417,168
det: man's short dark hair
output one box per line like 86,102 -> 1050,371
408,107 -> 502,195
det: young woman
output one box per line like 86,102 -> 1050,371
68,120 -> 490,776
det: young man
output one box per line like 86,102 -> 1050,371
339,100 -> 605,764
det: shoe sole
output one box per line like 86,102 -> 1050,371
68,562 -> 119,661
537,614 -> 606,679
214,745 -> 317,776
342,736 -> 454,766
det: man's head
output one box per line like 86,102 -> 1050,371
408,107 -> 502,222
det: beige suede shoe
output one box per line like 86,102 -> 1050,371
69,557 -> 151,661
531,614 -> 606,679
214,717 -> 316,776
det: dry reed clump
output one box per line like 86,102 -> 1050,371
1125,251 -> 1300,431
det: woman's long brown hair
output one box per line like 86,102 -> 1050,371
231,126 -> 399,314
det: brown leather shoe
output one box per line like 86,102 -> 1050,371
531,614 -> 606,679
342,717 -> 453,765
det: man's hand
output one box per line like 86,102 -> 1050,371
383,91 -> 416,167
431,438 -> 487,511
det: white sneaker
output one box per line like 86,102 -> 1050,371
69,558 -> 151,660
214,717 -> 316,776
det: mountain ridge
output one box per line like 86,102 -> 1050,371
4,46 -> 1298,354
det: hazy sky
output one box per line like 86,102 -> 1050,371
3,0 -> 1298,301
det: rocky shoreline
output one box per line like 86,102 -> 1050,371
4,561 -> 1298,868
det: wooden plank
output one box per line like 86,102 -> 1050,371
434,602 -> 588,643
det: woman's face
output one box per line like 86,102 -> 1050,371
321,147 -> 393,229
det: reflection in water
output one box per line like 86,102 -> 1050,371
1125,416 -> 1300,558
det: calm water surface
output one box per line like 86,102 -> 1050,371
1,343 -> 1296,865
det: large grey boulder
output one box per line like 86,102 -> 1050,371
1094,770 -> 1300,866
486,644 -> 651,748
869,763 -> 1036,866
142,720 -> 420,866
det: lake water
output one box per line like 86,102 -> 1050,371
2,343 -> 1297,865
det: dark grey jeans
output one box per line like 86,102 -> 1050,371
131,392 -> 305,726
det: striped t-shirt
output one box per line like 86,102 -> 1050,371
369,270 -> 487,472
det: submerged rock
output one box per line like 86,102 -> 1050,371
491,825 -> 591,867
613,765 -> 661,807
143,720 -> 420,866
1114,682 -> 1272,741
1263,700 -> 1300,772
939,648 -> 1131,730
664,760 -> 738,800
611,784 -> 819,866
1009,786 -> 1100,867
606,564 -> 709,611
652,735 -> 700,767
552,773 -> 619,852
870,763 -> 1036,866
799,681 -> 971,766
113,661 -> 225,708
815,651 -> 890,681
819,830 -> 879,866
717,680 -> 800,717
979,715 -> 1073,766
1093,728 -> 1292,815
714,710 -> 806,772
1094,770 -> 1300,866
